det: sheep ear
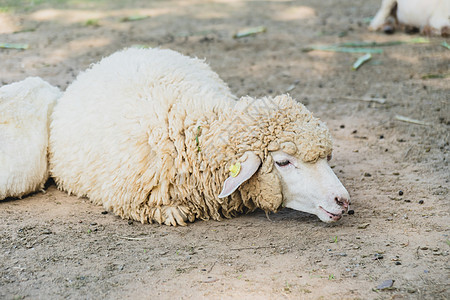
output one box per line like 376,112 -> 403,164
218,152 -> 261,198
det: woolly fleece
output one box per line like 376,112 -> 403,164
0,77 -> 61,200
49,48 -> 332,225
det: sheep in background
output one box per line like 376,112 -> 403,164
0,77 -> 61,200
49,48 -> 350,226
369,0 -> 450,36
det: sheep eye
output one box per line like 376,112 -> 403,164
276,160 -> 290,167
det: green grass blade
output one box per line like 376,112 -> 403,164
303,45 -> 383,54
338,38 -> 430,48
121,15 -> 148,22
233,26 -> 266,38
352,53 -> 372,70
0,43 -> 29,49
421,73 -> 450,79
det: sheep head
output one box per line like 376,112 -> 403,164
218,94 -> 350,223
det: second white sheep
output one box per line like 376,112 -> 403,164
369,0 -> 450,36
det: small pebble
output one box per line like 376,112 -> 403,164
340,124 -> 345,128
202,277 -> 218,283
364,172 -> 372,177
128,220 -> 133,225
374,253 -> 384,260
404,199 -> 411,203
352,130 -> 357,134
101,211 -> 108,215
376,279 -> 394,290
379,135 -> 384,139
348,210 -> 354,215
395,261 -> 402,265
90,222 -> 97,226
418,200 -> 424,204
398,190 -> 403,196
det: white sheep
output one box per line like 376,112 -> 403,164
369,0 -> 450,36
0,77 -> 61,200
49,48 -> 350,226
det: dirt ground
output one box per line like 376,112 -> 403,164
1,0 -> 449,299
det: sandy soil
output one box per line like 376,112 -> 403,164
1,0 -> 449,299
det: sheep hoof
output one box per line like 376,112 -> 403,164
161,206 -> 190,226
405,25 -> 420,35
383,24 -> 395,34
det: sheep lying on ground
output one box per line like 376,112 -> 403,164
0,77 -> 61,200
49,48 -> 350,226
369,0 -> 450,36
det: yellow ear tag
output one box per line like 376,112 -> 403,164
229,162 -> 241,177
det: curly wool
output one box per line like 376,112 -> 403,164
49,48 -> 332,225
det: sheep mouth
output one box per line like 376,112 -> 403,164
319,206 -> 342,221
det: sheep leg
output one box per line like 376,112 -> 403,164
369,0 -> 398,31
427,9 -> 450,37
420,25 -> 435,36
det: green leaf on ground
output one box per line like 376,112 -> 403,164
0,43 -> 29,49
353,53 -> 372,70
121,15 -> 149,22
233,26 -> 266,38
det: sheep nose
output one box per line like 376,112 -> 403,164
335,196 -> 349,212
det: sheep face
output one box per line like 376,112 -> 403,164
220,148 -> 350,223
270,150 -> 350,222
